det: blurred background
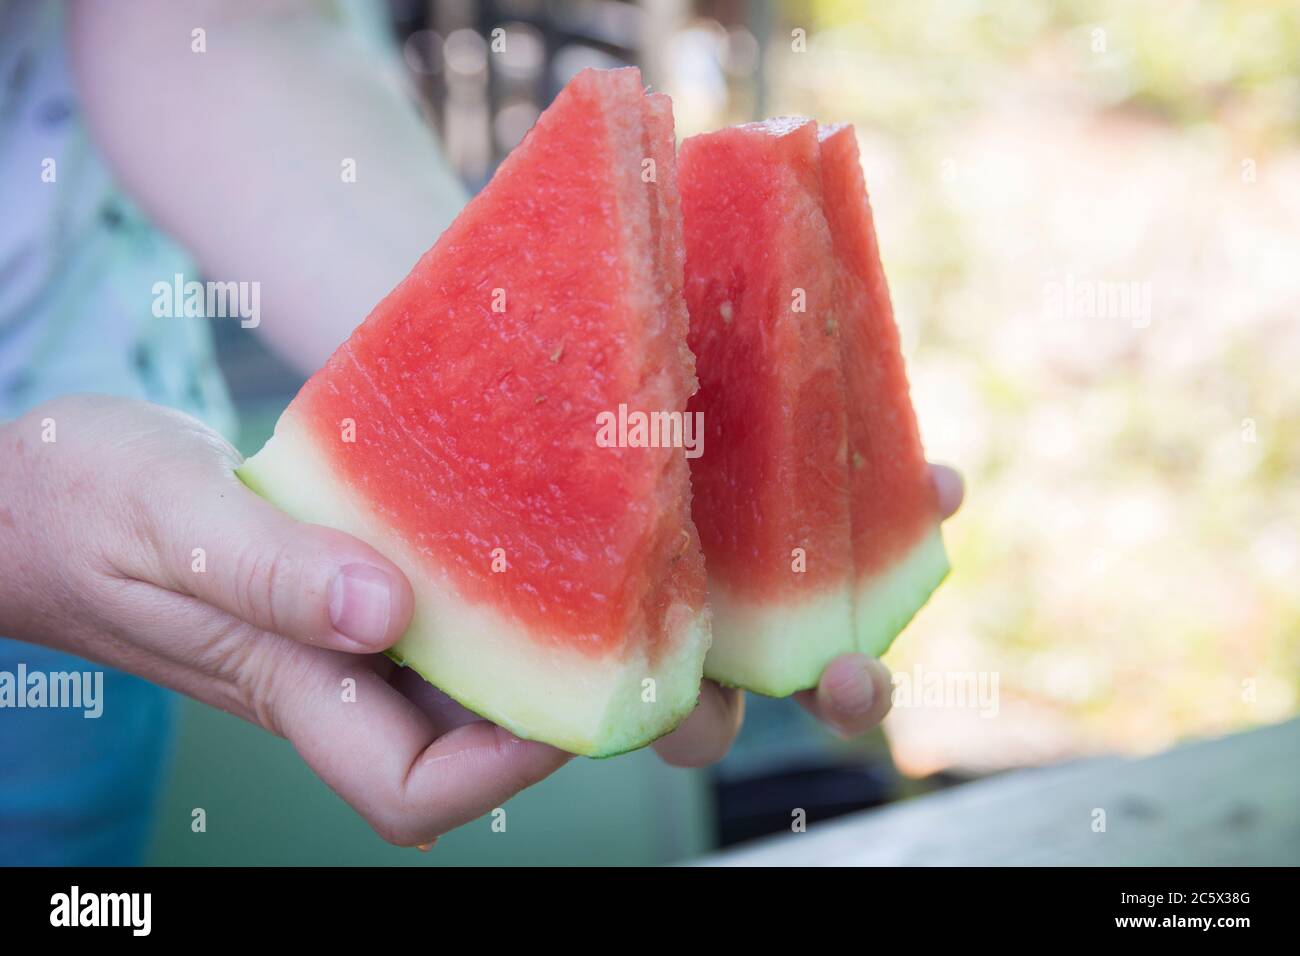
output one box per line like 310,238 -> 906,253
153,0 -> 1300,864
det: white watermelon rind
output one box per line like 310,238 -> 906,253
704,526 -> 949,697
236,419 -> 711,758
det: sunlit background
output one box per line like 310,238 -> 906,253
173,0 -> 1300,864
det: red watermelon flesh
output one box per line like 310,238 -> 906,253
818,123 -> 948,656
238,68 -> 710,756
679,119 -> 948,696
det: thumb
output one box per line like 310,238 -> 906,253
140,464 -> 414,652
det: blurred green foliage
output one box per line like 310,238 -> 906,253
801,0 -> 1300,141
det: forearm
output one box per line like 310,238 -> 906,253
69,0 -> 469,372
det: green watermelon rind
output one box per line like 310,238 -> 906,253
390,617 -> 711,760
236,425 -> 710,758
703,526 -> 949,697
854,526 -> 950,659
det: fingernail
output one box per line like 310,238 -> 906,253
329,564 -> 394,647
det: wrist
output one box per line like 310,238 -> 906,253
0,400 -> 104,647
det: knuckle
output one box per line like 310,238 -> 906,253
189,617 -> 260,685
231,635 -> 302,737
233,537 -> 299,635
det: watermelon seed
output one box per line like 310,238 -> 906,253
534,395 -> 547,404
550,342 -> 565,362
719,301 -> 734,324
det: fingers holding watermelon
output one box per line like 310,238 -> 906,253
268,650 -> 570,846
649,462 -> 964,760
0,400 -> 960,847
652,681 -> 745,767
795,462 -> 964,739
930,463 -> 965,521
795,654 -> 895,738
143,466 -> 417,655
0,395 -> 572,846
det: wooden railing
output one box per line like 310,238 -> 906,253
698,719 -> 1300,866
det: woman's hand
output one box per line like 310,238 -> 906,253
0,395 -> 569,846
653,464 -> 965,766
0,394 -> 963,835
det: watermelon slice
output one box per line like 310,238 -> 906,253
237,68 -> 710,756
679,118 -> 948,696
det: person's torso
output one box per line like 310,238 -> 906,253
0,0 -> 235,434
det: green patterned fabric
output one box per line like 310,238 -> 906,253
0,0 -> 235,434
